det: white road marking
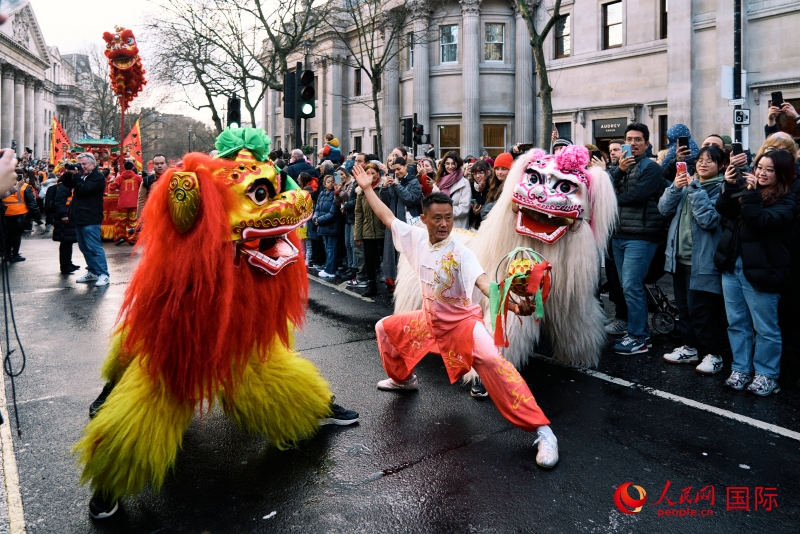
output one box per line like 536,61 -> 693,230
309,275 -> 375,303
581,368 -> 800,442
0,372 -> 26,533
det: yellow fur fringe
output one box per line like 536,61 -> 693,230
75,335 -> 333,500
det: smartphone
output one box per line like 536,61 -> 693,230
771,91 -> 784,108
591,150 -> 603,161
678,136 -> 689,149
621,144 -> 632,159
731,142 -> 744,159
676,162 -> 687,174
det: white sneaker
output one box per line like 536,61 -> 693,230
76,272 -> 99,283
318,270 -> 336,279
535,425 -> 559,468
695,354 -> 723,375
94,274 -> 110,287
663,345 -> 699,364
377,374 -> 418,391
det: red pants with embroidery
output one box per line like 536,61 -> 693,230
376,311 -> 550,432
113,208 -> 137,243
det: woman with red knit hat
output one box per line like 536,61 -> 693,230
479,152 -> 513,221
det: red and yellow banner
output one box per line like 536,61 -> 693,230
122,117 -> 143,172
50,117 -> 72,165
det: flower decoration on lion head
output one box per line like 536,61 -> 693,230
512,146 -> 596,244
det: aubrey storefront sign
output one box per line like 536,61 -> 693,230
593,118 -> 627,138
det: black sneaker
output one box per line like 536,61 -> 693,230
470,377 -> 489,399
89,493 -> 119,519
319,401 -> 359,426
9,256 -> 25,262
89,383 -> 115,418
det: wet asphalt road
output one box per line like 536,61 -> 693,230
2,235 -> 800,533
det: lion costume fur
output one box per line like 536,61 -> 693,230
394,147 -> 617,369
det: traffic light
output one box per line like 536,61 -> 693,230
227,97 -> 241,129
283,71 -> 296,119
401,118 -> 413,147
413,123 -> 427,144
297,69 -> 315,119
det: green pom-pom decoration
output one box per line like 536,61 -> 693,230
215,127 -> 272,161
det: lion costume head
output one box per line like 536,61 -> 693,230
102,27 -> 146,109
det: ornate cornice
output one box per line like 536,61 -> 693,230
460,0 -> 482,15
411,0 -> 433,17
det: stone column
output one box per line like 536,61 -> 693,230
34,83 -> 44,158
24,78 -> 34,151
460,0 -> 482,158
514,7 -> 533,144
412,3 -> 431,156
667,0 -> 693,128
328,55 -> 343,152
1,68 -> 14,148
382,33 -> 400,157
13,74 -> 25,151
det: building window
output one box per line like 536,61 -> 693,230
439,125 -> 460,157
354,68 -> 362,96
483,125 -> 506,158
603,1 -> 623,49
353,135 -> 362,152
484,24 -> 504,61
555,15 -> 570,58
275,137 -> 281,150
658,115 -> 669,151
407,32 -> 414,69
660,0 -> 668,39
555,122 -> 572,141
440,25 -> 458,64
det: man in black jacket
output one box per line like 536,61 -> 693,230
51,171 -> 80,274
65,153 -> 109,286
285,149 -> 319,180
609,123 -> 666,355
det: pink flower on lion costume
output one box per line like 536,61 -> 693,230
394,146 -> 617,369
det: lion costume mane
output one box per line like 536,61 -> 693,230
394,146 -> 617,369
73,129 -> 333,502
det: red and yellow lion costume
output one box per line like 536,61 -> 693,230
102,27 -> 146,108
73,129 -> 333,502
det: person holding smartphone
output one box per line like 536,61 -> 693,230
714,149 -> 796,396
609,123 -> 667,354
765,95 -> 799,139
658,146 -> 727,375
660,124 -> 699,183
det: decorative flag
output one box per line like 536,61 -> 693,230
50,117 -> 72,165
122,118 -> 144,172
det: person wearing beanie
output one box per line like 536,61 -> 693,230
552,137 -> 572,154
319,133 -> 342,164
477,152 -> 514,227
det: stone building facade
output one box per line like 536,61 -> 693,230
0,1 -> 84,158
263,0 -> 800,159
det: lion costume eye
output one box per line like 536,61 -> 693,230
554,180 -> 577,194
525,168 -> 543,185
127,38 -> 135,45
249,186 -> 269,205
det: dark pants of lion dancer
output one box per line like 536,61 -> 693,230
375,298 -> 550,431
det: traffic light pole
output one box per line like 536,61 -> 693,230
413,113 -> 418,157
295,61 -> 303,150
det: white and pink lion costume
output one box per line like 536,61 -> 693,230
394,146 -> 617,369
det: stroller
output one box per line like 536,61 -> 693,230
643,242 -> 680,335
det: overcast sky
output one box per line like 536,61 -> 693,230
27,0 -> 220,125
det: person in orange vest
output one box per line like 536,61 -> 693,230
109,160 -> 141,245
2,173 -> 42,262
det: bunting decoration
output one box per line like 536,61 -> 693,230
50,117 -> 72,165
122,118 -> 143,172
